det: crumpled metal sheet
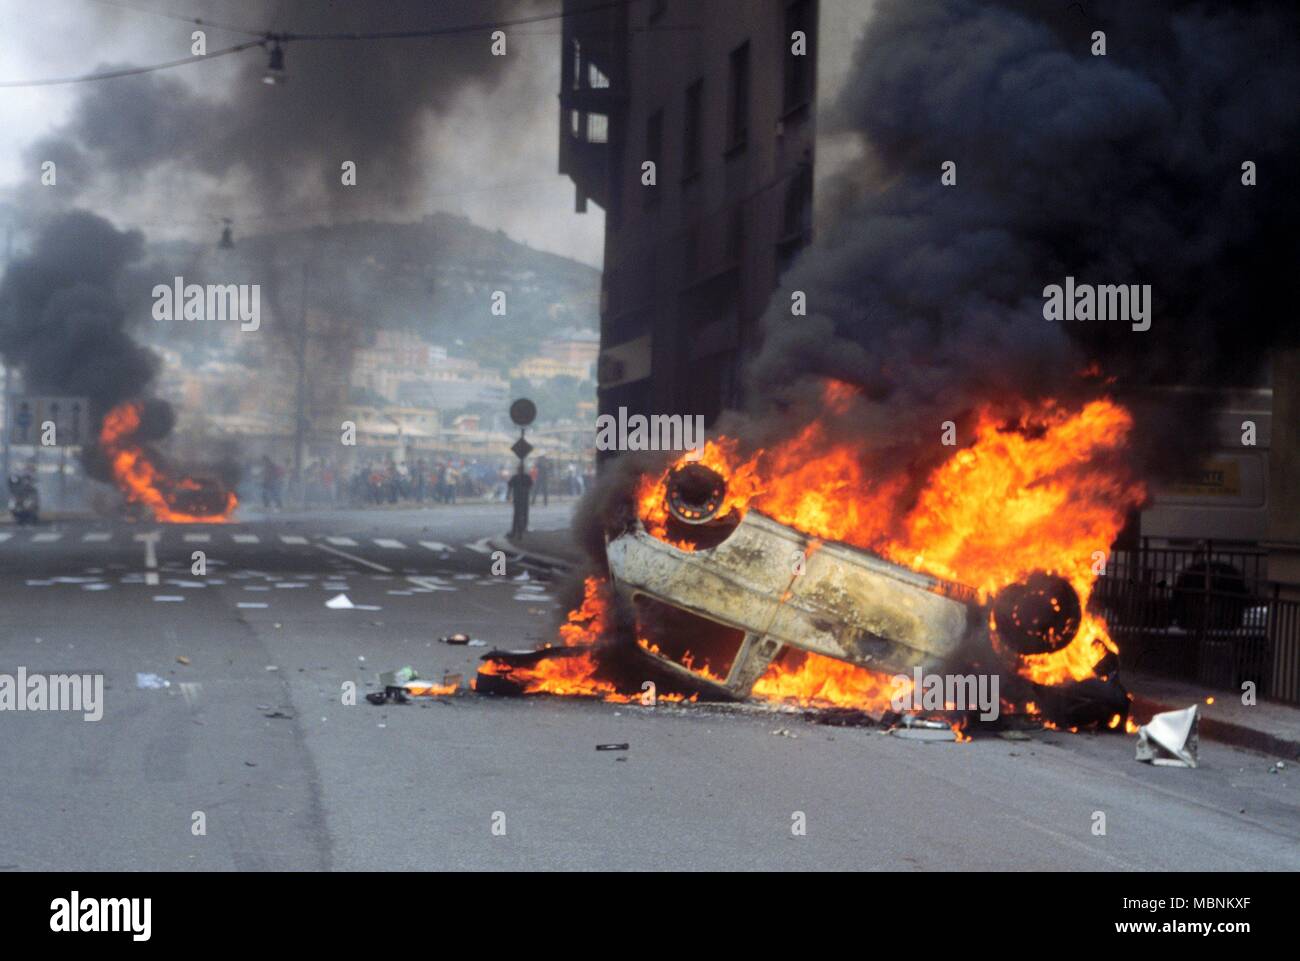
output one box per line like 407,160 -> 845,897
1135,704 -> 1200,768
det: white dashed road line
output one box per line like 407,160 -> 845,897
325,536 -> 358,547
373,538 -> 405,549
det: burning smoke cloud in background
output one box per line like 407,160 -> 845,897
0,210 -> 163,452
0,209 -> 223,510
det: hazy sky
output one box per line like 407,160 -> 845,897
0,0 -> 606,266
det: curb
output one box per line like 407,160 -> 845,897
1130,695 -> 1300,760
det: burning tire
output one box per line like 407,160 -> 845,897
991,572 -> 1081,656
665,462 -> 726,524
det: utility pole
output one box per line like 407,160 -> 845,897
292,261 -> 308,505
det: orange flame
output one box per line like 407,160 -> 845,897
99,401 -> 237,523
498,386 -> 1144,729
635,387 -> 1145,692
752,650 -> 908,714
475,577 -> 622,698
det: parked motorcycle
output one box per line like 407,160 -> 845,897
7,472 -> 39,525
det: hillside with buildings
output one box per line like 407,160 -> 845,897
137,214 -> 600,476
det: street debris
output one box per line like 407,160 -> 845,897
135,673 -> 170,689
176,656 -> 191,665
1135,704 -> 1200,768
366,666 -> 461,704
325,593 -> 355,609
891,716 -> 959,742
441,632 -> 488,647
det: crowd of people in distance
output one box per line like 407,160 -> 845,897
249,455 -> 591,510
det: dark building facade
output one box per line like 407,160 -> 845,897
561,0 -> 856,432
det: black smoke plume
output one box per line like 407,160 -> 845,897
749,0 -> 1300,484
0,211 -> 169,466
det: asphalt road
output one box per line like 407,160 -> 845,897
1,501 -> 1297,871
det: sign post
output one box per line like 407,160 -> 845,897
508,398 -> 536,538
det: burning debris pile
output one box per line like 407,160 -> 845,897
0,211 -> 237,522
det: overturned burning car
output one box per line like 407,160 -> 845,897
480,395 -> 1143,734
603,461 -> 1129,729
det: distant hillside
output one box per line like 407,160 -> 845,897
140,213 -> 601,373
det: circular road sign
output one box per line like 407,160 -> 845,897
509,398 -> 537,427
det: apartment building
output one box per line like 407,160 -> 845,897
559,0 -> 871,428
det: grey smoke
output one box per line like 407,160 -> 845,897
26,0 -> 534,219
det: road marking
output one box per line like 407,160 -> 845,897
82,532 -> 112,542
419,540 -> 451,552
279,535 -> 308,545
184,533 -> 210,543
464,537 -> 493,554
0,532 -> 12,543
153,595 -> 185,602
136,531 -> 160,586
316,542 -> 392,573
373,538 -> 405,549
31,532 -> 62,543
231,533 -> 260,544
236,602 -> 269,609
325,536 -> 358,546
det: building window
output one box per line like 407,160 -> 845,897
727,42 -> 750,153
778,154 -> 813,271
783,0 -> 815,115
645,109 -> 663,208
683,79 -> 704,180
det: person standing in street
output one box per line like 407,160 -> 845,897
507,465 -> 532,538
